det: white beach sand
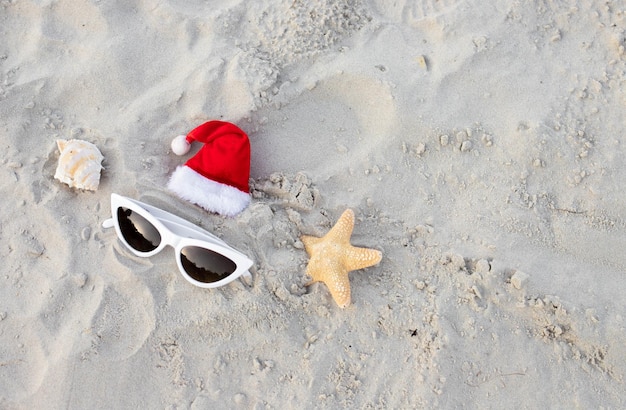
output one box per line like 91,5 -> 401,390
1,0 -> 625,408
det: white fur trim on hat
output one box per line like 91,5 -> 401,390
167,165 -> 250,217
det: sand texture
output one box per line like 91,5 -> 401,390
1,0 -> 625,408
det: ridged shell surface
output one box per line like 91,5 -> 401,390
54,139 -> 104,191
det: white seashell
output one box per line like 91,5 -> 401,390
54,139 -> 104,191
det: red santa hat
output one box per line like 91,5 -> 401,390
168,121 -> 251,217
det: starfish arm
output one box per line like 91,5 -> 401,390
301,235 -> 322,254
325,266 -> 351,308
344,246 -> 383,272
305,262 -> 324,286
326,209 -> 355,242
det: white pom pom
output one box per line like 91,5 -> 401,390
171,135 -> 191,155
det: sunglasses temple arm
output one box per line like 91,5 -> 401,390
102,218 -> 114,229
238,269 -> 253,287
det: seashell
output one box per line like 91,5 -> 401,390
54,139 -> 104,191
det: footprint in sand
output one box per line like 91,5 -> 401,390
88,284 -> 155,361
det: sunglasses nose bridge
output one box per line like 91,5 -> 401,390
158,228 -> 183,250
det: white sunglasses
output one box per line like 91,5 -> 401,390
102,193 -> 253,288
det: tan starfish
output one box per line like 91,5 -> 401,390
301,209 -> 383,308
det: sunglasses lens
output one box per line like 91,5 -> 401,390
117,207 -> 161,252
180,246 -> 237,284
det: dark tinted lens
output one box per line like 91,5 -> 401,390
117,207 -> 161,252
180,246 -> 237,283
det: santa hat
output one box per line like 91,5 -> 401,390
168,121 -> 251,217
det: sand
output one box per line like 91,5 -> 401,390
1,0 -> 625,408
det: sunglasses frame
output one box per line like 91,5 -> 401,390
103,193 -> 253,288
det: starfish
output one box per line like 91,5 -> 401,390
301,209 -> 382,308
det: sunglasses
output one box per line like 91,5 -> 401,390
102,193 -> 253,288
